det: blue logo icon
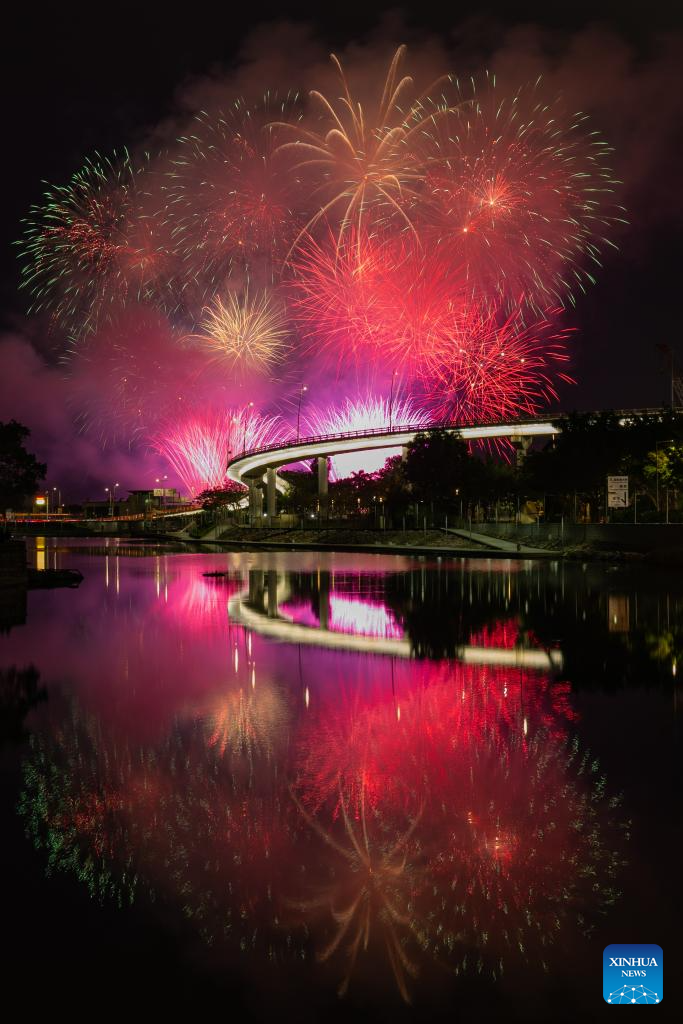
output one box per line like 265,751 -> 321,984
604,944 -> 663,1004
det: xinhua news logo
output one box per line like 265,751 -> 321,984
603,944 -> 663,1004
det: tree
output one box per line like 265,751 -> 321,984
197,482 -> 247,512
402,430 -> 475,507
0,421 -> 46,510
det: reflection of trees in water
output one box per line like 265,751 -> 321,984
0,665 -> 46,746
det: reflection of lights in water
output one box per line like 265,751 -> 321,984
327,594 -> 403,640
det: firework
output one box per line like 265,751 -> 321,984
192,289 -> 289,375
18,150 -> 173,337
65,309 -> 225,448
151,406 -> 283,496
420,303 -> 575,424
417,72 -> 626,312
166,94 -> 303,300
308,392 -> 430,478
274,46 -> 452,250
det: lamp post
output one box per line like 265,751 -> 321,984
296,385 -> 308,442
242,402 -> 254,455
389,369 -> 398,431
105,482 -> 119,516
52,486 -> 61,512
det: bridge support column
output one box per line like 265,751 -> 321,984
248,480 -> 262,523
510,435 -> 533,469
402,445 -> 409,462
317,457 -> 329,519
266,467 -> 277,519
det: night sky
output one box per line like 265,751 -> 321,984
1,2 -> 682,496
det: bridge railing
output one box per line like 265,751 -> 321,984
227,414 -> 561,468
226,407 -> 679,469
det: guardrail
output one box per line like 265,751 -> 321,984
227,407 -> 678,468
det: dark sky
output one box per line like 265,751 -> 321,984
1,1 -> 682,481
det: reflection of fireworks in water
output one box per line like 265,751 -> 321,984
289,785 -> 425,1003
193,290 -> 289,375
291,664 -> 626,1000
18,151 -> 172,338
328,594 -> 404,640
309,393 -> 429,478
19,704 -> 156,906
421,728 -> 627,979
203,678 -> 288,763
151,407 -> 282,496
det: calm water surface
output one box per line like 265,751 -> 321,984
1,539 -> 679,1021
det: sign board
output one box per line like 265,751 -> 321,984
607,475 -> 629,508
153,488 -> 175,497
5,509 -> 14,521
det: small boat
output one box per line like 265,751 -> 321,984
27,568 -> 84,589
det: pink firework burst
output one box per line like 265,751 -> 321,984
151,407 -> 284,497
308,393 -> 430,478
420,303 -> 575,424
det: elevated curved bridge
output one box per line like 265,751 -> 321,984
226,415 -> 560,518
225,409 -> 671,518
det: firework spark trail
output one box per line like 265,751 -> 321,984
421,303 -> 575,424
192,290 -> 290,375
416,72 -> 627,313
16,44 -> 626,468
273,46 -> 454,252
308,393 -> 430,478
151,407 -> 283,496
18,151 -> 174,339
165,94 -> 303,302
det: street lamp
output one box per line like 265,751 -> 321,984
296,385 -> 308,442
105,482 -> 120,516
52,486 -> 61,511
388,370 -> 398,431
242,402 -> 254,454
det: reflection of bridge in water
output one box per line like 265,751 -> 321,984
230,569 -> 564,670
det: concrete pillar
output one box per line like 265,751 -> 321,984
266,467 -> 277,519
401,445 -> 409,462
317,456 -> 329,518
510,435 -> 533,469
248,480 -> 263,523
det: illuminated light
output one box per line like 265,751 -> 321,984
523,716 -> 528,735
396,704 -> 401,721
304,686 -> 310,708
35,497 -> 46,506
251,666 -> 256,689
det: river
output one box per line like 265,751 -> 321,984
0,538 -> 678,1020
